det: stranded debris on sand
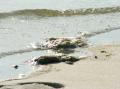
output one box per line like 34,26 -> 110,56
46,37 -> 87,49
26,37 -> 89,66
29,36 -> 88,50
27,55 -> 87,65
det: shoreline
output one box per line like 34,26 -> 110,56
0,43 -> 120,89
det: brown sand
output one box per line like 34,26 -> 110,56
0,44 -> 120,89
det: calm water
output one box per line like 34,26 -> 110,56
0,0 -> 120,81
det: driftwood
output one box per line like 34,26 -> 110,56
32,55 -> 80,65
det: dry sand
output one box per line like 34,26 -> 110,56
0,44 -> 120,89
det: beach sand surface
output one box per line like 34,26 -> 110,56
0,44 -> 120,89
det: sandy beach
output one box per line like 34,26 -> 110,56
0,44 -> 120,89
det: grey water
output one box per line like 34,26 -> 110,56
0,0 -> 120,81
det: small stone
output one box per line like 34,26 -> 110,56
101,50 -> 107,53
65,61 -> 73,65
94,56 -> 98,59
12,65 -> 19,69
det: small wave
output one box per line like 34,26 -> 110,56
0,48 -> 38,59
0,43 -> 49,59
85,26 -> 120,37
1,6 -> 120,18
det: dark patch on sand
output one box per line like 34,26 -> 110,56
18,82 -> 64,88
0,82 -> 64,89
0,85 -> 4,88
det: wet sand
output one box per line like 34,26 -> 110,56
0,44 -> 120,89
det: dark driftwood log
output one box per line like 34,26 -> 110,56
34,55 -> 79,65
34,56 -> 61,65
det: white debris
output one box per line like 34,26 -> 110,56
18,74 -> 26,79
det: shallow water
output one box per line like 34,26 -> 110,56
0,12 -> 120,52
89,29 -> 120,44
0,1 -> 120,81
0,50 -> 55,81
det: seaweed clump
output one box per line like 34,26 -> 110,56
45,37 -> 87,50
